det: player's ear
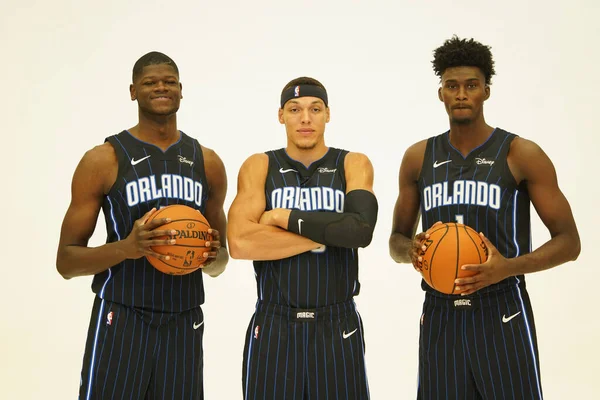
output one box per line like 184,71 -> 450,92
179,82 -> 183,99
326,107 -> 330,123
484,85 -> 490,101
130,84 -> 136,101
438,87 -> 443,102
278,108 -> 284,124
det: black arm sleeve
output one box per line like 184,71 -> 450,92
287,189 -> 378,248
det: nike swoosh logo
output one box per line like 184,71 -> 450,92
298,219 -> 303,235
193,321 -> 204,330
131,155 -> 151,166
502,311 -> 521,323
279,168 -> 297,173
343,329 -> 357,339
433,160 -> 452,168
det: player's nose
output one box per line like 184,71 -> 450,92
300,109 -> 311,123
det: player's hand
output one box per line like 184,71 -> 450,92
258,209 -> 291,229
200,229 -> 221,267
454,233 -> 510,295
411,221 -> 443,272
123,208 -> 176,261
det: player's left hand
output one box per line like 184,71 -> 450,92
454,233 -> 512,296
259,208 -> 291,229
201,228 -> 221,267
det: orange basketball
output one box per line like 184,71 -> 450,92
145,204 -> 212,275
418,223 -> 488,295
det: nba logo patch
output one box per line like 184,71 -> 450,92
107,311 -> 113,326
420,313 -> 424,326
294,85 -> 300,97
254,325 -> 260,339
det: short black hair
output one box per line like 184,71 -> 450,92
132,51 -> 179,82
432,36 -> 495,85
281,77 -> 327,96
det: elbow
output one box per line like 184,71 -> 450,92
571,237 -> 582,261
228,237 -> 251,260
353,226 -> 374,248
56,249 -> 75,280
56,259 -> 73,280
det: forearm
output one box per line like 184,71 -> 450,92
286,189 -> 378,248
56,241 -> 129,279
507,232 -> 581,276
202,247 -> 229,277
229,223 -> 321,261
389,232 -> 413,263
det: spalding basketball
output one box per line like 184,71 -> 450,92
418,223 -> 488,295
145,205 -> 212,275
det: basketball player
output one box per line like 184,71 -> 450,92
389,36 -> 581,399
56,52 -> 229,399
228,77 -> 378,399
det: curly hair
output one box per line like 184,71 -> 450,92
432,36 -> 495,84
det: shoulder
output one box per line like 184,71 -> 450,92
402,139 -> 428,168
81,142 -> 117,169
508,137 -> 554,183
344,151 -> 373,170
240,153 -> 269,173
509,136 -> 546,157
200,145 -> 224,167
404,139 -> 428,159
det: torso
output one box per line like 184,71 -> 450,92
92,130 -> 209,312
417,128 -> 531,297
254,147 -> 360,308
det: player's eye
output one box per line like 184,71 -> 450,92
312,108 -> 321,112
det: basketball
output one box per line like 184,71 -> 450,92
418,223 -> 488,295
145,204 -> 212,275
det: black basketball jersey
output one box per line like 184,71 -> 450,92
92,130 -> 209,312
254,148 -> 359,308
418,128 -> 531,297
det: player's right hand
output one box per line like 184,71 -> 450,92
410,221 -> 443,271
123,208 -> 177,260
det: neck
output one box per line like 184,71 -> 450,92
448,116 -> 494,157
129,112 -> 180,150
286,142 -> 329,167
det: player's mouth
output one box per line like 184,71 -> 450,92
297,129 -> 315,135
152,96 -> 172,101
452,104 -> 471,110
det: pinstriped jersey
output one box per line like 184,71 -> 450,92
92,130 -> 209,312
255,148 -> 360,308
418,128 -> 531,297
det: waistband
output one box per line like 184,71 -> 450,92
255,300 -> 356,322
424,284 -> 526,310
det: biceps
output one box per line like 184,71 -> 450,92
59,195 -> 104,247
529,182 -> 576,236
228,188 -> 267,235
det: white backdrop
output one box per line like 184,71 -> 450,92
1,0 -> 598,398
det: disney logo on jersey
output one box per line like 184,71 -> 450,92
126,174 -> 204,207
423,180 -> 501,211
475,157 -> 495,166
271,186 -> 344,212
177,155 -> 194,167
317,167 -> 337,174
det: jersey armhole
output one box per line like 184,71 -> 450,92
103,136 -> 127,196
